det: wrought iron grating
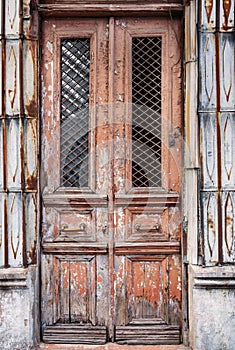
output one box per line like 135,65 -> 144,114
132,37 -> 162,187
60,38 -> 90,187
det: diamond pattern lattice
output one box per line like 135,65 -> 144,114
60,39 -> 90,187
132,37 -> 162,187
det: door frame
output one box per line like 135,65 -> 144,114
38,1 -> 188,345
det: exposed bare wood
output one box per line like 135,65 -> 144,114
43,324 -> 107,344
37,3 -> 184,17
42,242 -> 108,254
115,242 -> 180,255
115,325 -> 181,345
40,15 -> 183,345
115,193 -> 179,207
43,193 -> 108,208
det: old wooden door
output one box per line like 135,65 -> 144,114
40,16 -> 183,345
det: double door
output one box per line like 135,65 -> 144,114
41,16 -> 183,345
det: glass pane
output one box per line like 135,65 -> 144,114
60,38 -> 90,187
132,37 -> 161,187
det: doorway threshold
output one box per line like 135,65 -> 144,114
36,343 -> 191,350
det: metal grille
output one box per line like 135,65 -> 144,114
132,37 -> 162,187
60,38 -> 90,187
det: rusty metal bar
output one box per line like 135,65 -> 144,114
19,0 -> 27,267
215,28 -> 223,264
1,0 -> 9,268
108,16 -> 115,342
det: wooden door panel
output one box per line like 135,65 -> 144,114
41,17 -> 110,343
112,17 -> 182,343
114,255 -> 181,319
115,205 -> 181,242
42,256 -> 97,324
41,254 -> 109,342
41,15 -> 183,345
127,258 -> 169,322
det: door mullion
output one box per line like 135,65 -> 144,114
107,16 -> 115,342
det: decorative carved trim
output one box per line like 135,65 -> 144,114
115,241 -> 180,255
42,242 -> 108,254
190,265 -> 235,289
115,192 -> 179,207
0,268 -> 28,288
43,193 -> 108,209
37,3 -> 184,17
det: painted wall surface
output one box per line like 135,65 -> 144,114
0,0 -> 234,349
189,266 -> 235,350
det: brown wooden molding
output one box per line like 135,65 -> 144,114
42,242 -> 108,254
37,3 -> 184,17
115,241 -> 181,255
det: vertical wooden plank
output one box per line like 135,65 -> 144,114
41,254 -> 54,325
167,19 -> 183,194
60,259 -> 70,323
23,40 -> 38,117
114,256 -> 126,325
108,16 -> 115,341
88,256 -> 96,325
96,254 -> 109,325
144,262 -> 161,318
70,260 -> 88,323
113,18 -> 127,194
40,19 -> 56,193
184,169 -> 199,262
168,255 -> 182,325
133,261 -> 145,319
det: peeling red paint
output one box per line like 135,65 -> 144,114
40,14 -> 183,345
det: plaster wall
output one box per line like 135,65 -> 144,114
188,265 -> 235,350
0,267 -> 39,350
